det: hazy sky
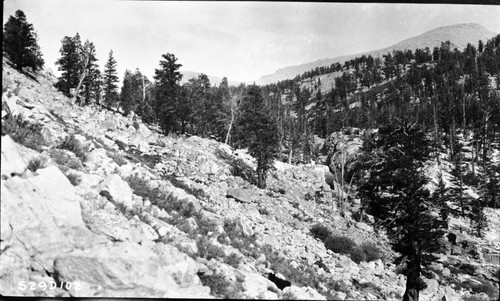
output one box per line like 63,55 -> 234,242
3,1 -> 500,83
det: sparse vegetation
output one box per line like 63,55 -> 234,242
49,149 -> 83,170
198,273 -> 243,299
2,114 -> 47,151
27,156 -> 47,172
59,134 -> 89,161
66,172 -> 82,186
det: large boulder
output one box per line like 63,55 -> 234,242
0,166 -> 99,295
53,242 -> 211,298
226,188 -> 253,203
1,135 -> 28,178
282,285 -> 326,300
97,174 -> 133,210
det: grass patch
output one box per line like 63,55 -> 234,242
1,114 -> 47,151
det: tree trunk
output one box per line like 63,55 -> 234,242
225,105 -> 234,145
257,168 -> 266,189
403,258 -> 422,301
72,49 -> 90,105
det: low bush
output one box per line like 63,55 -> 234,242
455,279 -> 498,299
126,174 -> 159,201
198,273 -> 243,299
2,114 -> 46,151
27,156 -> 47,172
196,237 -> 225,260
59,134 -> 88,162
324,235 -> 357,255
49,149 -> 82,170
224,252 -> 242,268
359,242 -> 383,262
66,173 -> 81,186
459,263 -> 477,275
310,223 -> 332,242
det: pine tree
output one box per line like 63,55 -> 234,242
153,53 -> 183,134
3,10 -> 44,71
81,40 -> 100,105
55,33 -> 82,96
103,50 -> 119,110
358,121 -> 447,301
235,85 -> 279,189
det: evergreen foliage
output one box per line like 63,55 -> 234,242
235,85 -> 279,188
3,10 -> 44,71
358,121 -> 448,301
55,33 -> 83,96
103,50 -> 119,109
153,53 -> 183,134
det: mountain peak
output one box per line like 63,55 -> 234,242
256,23 -> 497,85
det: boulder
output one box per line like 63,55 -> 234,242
53,242 -> 211,298
226,188 -> 253,203
0,165 -> 98,287
1,135 -> 28,177
355,222 -> 373,232
282,285 -> 326,300
97,174 -> 133,210
235,216 -> 254,237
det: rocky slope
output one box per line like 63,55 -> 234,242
1,61 -> 499,300
256,23 -> 497,85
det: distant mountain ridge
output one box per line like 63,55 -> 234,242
255,23 -> 498,85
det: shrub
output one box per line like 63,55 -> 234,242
2,114 -> 46,151
456,279 -> 498,299
459,263 -> 477,275
310,223 -> 332,242
350,247 -> 367,264
198,273 -> 243,299
126,174 -> 160,201
196,237 -> 225,260
324,235 -> 357,255
27,156 -> 47,172
224,252 -> 242,268
49,149 -> 82,170
359,242 -> 383,262
59,134 -> 89,162
66,173 -> 81,186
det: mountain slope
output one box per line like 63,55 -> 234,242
256,23 -> 497,85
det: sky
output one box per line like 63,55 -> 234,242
3,1 -> 500,83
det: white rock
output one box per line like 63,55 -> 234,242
97,174 -> 133,209
1,135 -> 28,177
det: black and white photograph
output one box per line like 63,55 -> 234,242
1,0 -> 500,300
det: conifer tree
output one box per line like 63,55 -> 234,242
55,33 -> 82,96
358,121 -> 447,301
153,53 -> 183,134
235,85 -> 279,188
3,10 -> 44,71
103,50 -> 119,110
81,40 -> 100,105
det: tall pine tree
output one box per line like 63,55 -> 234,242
3,10 -> 44,71
55,33 -> 83,96
358,121 -> 448,301
153,53 -> 183,134
103,50 -> 119,110
235,85 -> 279,189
